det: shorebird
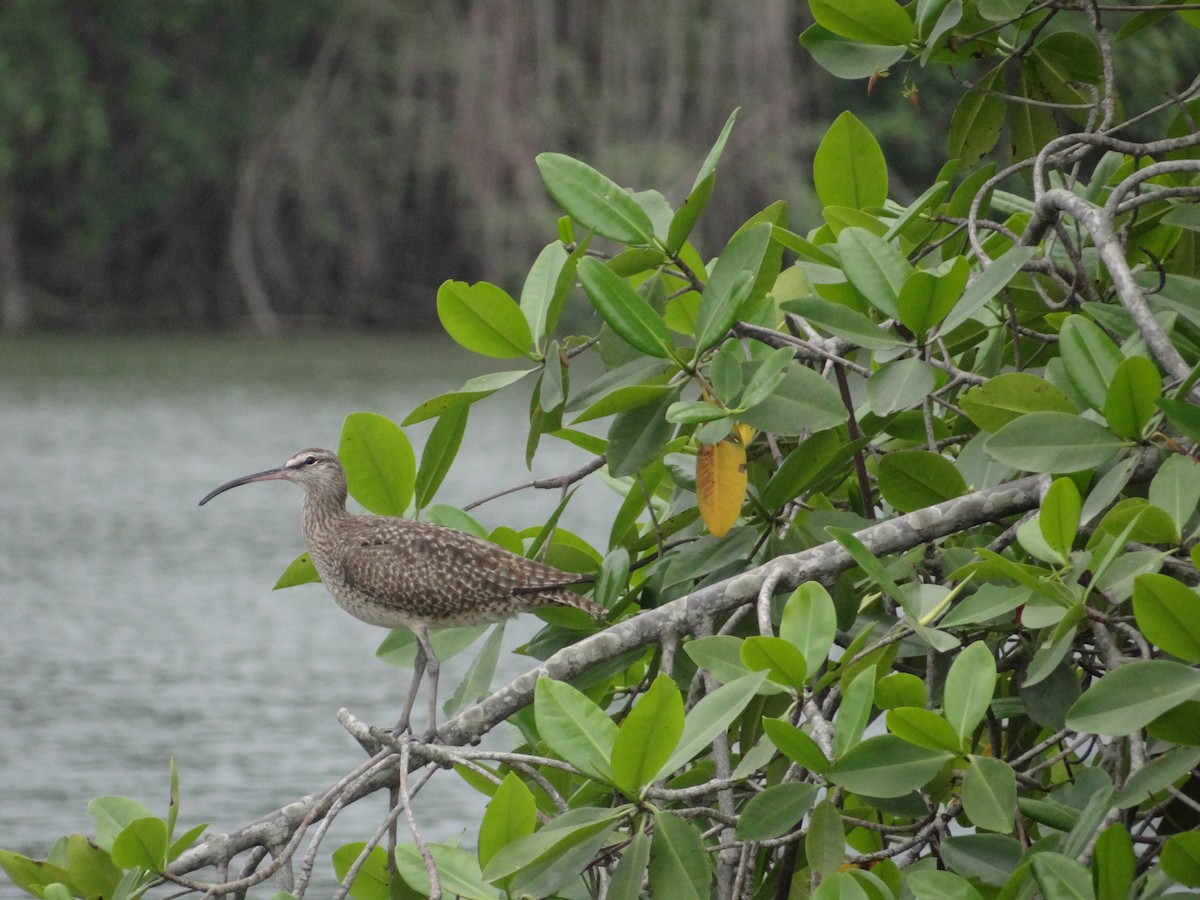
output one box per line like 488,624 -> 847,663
199,448 -> 604,735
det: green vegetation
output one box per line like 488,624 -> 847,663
6,1 -> 1200,897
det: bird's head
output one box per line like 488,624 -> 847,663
199,448 -> 345,505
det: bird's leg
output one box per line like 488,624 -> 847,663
393,639 -> 428,736
421,633 -> 441,741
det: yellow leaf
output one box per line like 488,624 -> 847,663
697,439 -> 748,538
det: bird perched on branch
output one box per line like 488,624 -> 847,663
200,448 -> 604,736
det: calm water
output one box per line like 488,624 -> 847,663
0,334 -> 616,897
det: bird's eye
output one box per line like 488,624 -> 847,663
304,456 -> 317,466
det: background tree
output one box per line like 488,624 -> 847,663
5,1 -> 1200,898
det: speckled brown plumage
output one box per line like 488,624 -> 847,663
200,448 -> 604,735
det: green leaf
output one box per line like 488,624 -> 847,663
886,707 -> 963,752
865,357 -> 941,416
876,672 -> 926,709
809,0 -> 913,45
1031,854 -> 1099,899
520,242 -> 573,348
813,111 -> 888,210
878,449 -> 968,512
1093,824 -> 1135,900
414,405 -> 468,510
984,411 -> 1124,473
611,674 -> 685,796
1059,315 -> 1124,413
1040,477 -> 1081,561
649,811 -> 710,900
444,622 -> 506,716
695,223 -> 773,352
738,365 -> 846,436
763,717 -> 830,773
1149,453 -> 1200,534
780,582 -> 837,681
536,152 -> 654,244
800,23 -> 907,79
572,382 -> 674,424
533,676 -> 617,781
273,552 -> 320,589
657,670 -> 769,778
835,667 -> 877,758
1066,659 -> 1200,735
904,870 -> 984,900
1116,745 -> 1200,807
88,796 -> 155,852
0,851 -> 74,897
948,67 -> 1006,163
477,773 -> 536,874
762,430 -> 844,510
436,280 -> 532,358
607,389 -> 678,477
65,835 -> 122,899
837,227 -> 912,318
403,368 -> 536,425
1104,355 -> 1162,439
740,636 -> 807,688
962,756 -> 1017,834
896,259 -> 968,337
331,843 -> 391,900
110,816 -> 169,871
578,257 -> 676,359
826,735 -> 953,797
782,296 -> 906,349
939,247 -> 1037,333
607,829 -> 651,900
339,412 -> 416,516
482,807 -> 625,897
736,782 -> 819,841
1162,832 -> 1200,887
397,842 -> 497,899
1132,574 -> 1200,662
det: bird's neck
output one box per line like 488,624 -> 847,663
301,485 -> 351,536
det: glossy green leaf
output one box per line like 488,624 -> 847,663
612,674 -> 685,796
1149,453 -> 1200,534
0,852 -> 73,897
865,357 -> 941,416
800,23 -> 908,79
886,707 -> 963,752
1059,315 -> 1124,413
578,257 -> 676,359
838,227 -> 912,318
1162,832 -> 1200,887
940,834 -> 1022,885
110,816 -> 168,871
339,412 -> 415,516
827,735 -> 953,797
940,584 -> 1029,628
607,829 -> 651,900
1031,852 -> 1097,900
477,773 -> 536,874
331,843 -> 390,900
397,842 -> 496,899
658,670 -> 769,778
684,634 -> 752,685
948,67 -> 1006,164
782,296 -> 906,349
736,782 -> 818,841
607,389 -> 678,477
780,582 -> 837,680
649,810 -> 709,900
807,799 -> 846,877
533,676 -> 616,782
875,672 -> 926,709
905,870 -> 984,900
695,223 -> 773,352
1066,659 -> 1200,735
737,365 -> 846,436
960,373 -> 1076,433
740,636 -> 807,688
64,835 -> 122,900
1104,355 -> 1162,439
482,807 -> 626,897
444,622 -> 505,716
1116,745 -> 1200,807
413,405 -> 468,510
536,152 -> 654,244
1132,574 -> 1200,662
436,280 -> 532,358
1093,824 -> 1135,900
404,368 -> 537,425
939,246 -> 1037,333
520,242 -> 573,348
896,258 -> 968,337
571,382 -> 674,424
813,111 -> 888,210
763,717 -> 830,772
273,552 -> 319,589
962,756 -> 1017,834
878,449 -> 968,513
761,429 -> 843,511
1158,396 -> 1200,444
984,411 -> 1124,473
834,667 -> 877,758
1040,476 -> 1081,562
809,0 -> 913,45
668,172 -> 715,255
88,796 -> 155,852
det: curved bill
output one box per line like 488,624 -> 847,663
198,466 -> 290,506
